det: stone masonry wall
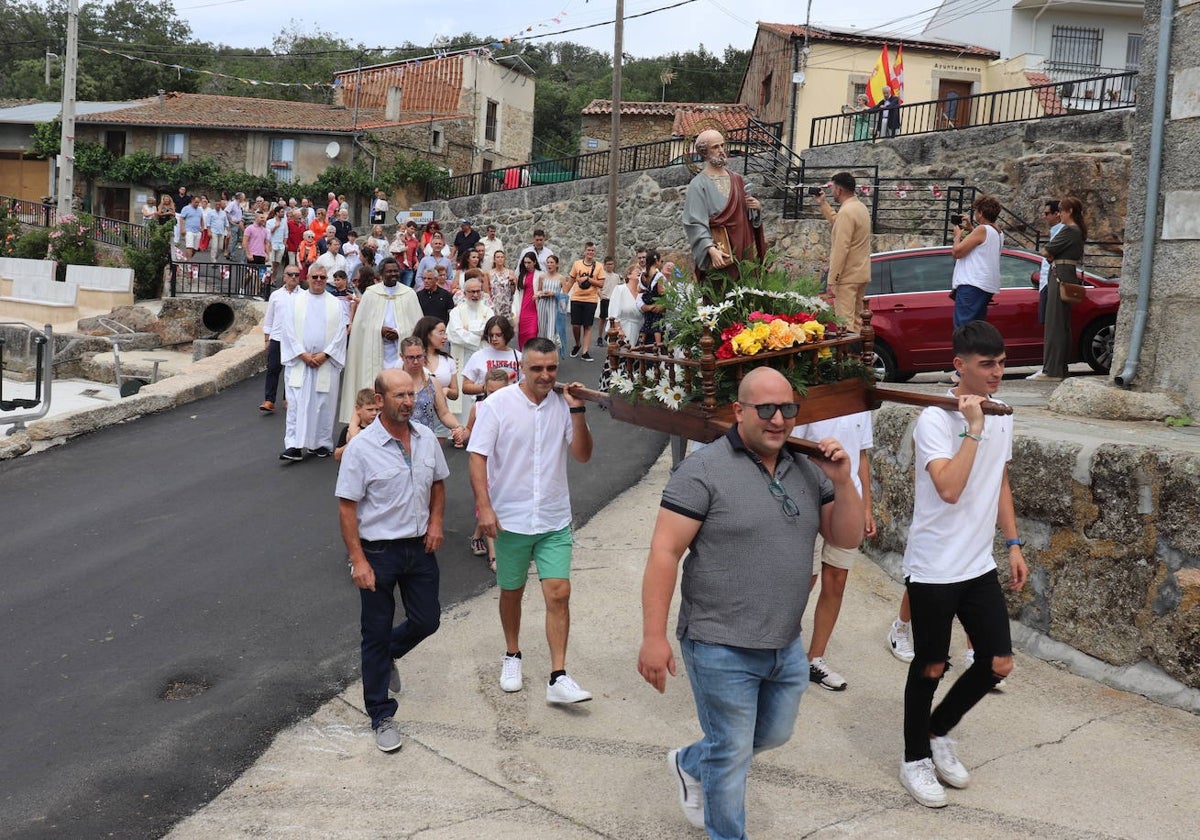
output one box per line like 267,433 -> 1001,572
413,163 -> 924,277
868,403 -> 1200,697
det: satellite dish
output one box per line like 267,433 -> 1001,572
324,141 -> 341,159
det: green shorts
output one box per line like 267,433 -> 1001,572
494,526 -> 573,591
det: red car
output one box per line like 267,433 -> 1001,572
848,246 -> 1118,381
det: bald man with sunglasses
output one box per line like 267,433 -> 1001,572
637,367 -> 864,837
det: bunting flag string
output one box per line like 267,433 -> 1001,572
86,5 -> 572,87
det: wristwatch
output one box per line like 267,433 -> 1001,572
1005,538 -> 1025,548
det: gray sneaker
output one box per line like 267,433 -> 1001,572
374,717 -> 402,752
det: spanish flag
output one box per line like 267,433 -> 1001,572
867,44 -> 893,106
893,45 -> 905,101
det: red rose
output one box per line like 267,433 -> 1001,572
715,342 -> 735,360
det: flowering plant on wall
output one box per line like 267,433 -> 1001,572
46,213 -> 98,281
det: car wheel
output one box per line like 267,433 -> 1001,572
1081,315 -> 1116,373
871,342 -> 902,382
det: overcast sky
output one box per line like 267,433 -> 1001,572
179,0 -> 943,59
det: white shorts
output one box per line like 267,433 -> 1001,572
814,534 -> 861,570
271,247 -> 286,263
184,231 -> 201,249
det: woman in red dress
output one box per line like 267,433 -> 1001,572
513,251 -> 542,351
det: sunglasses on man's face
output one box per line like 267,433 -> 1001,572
741,401 -> 801,420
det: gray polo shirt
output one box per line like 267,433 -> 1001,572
335,418 -> 449,540
661,426 -> 833,649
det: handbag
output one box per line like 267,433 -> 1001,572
1055,261 -> 1086,304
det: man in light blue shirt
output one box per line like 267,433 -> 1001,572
177,196 -> 204,260
336,367 -> 449,753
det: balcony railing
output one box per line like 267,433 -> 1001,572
808,71 -> 1137,148
1,194 -> 154,249
424,122 -> 784,202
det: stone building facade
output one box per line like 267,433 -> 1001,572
1110,0 -> 1200,414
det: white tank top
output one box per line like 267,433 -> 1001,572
951,224 -> 1002,294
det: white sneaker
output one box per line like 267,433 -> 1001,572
900,757 -> 947,808
500,654 -> 523,692
964,648 -> 1005,689
930,735 -> 970,788
809,656 -> 847,691
888,620 -> 915,663
667,748 -> 705,828
1025,369 -> 1044,380
546,673 -> 592,704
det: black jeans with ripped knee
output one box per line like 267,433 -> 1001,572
903,569 -> 1011,762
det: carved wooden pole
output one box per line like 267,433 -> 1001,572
699,326 -> 717,413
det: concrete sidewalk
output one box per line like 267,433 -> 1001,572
166,449 -> 1199,840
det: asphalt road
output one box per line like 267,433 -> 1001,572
0,364 -> 666,839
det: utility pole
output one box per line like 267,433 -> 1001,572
56,0 -> 79,216
606,0 -> 624,264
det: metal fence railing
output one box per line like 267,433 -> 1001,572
1,194 -> 154,249
424,122 -> 785,202
168,259 -> 271,299
808,70 -> 1137,148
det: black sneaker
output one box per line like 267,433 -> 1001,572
279,447 -> 303,461
312,447 -> 332,458
581,352 -> 594,362
570,345 -> 581,357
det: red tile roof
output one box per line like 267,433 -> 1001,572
1025,71 -> 1067,116
581,100 -> 755,134
757,23 -> 999,58
73,92 -> 432,133
334,55 -> 465,114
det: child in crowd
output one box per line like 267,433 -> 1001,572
463,367 -> 512,571
333,388 -> 381,461
330,270 -> 356,322
638,249 -> 667,345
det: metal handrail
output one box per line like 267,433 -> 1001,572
0,322 -> 54,434
808,70 -> 1138,148
424,122 -> 785,201
1,194 -> 153,249
168,258 -> 272,300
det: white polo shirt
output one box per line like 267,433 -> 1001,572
468,383 -> 574,535
335,419 -> 450,540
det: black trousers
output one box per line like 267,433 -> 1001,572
264,339 -> 282,402
903,569 -> 1011,761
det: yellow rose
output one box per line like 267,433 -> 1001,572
731,330 -> 762,355
801,320 -> 826,341
765,318 -> 794,350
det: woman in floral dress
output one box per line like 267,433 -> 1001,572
488,250 -> 516,321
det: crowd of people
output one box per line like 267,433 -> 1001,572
245,128 -> 1077,839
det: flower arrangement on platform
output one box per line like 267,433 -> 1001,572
606,256 -> 869,410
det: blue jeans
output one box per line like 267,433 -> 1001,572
952,284 -> 992,328
679,635 -> 809,840
400,268 -> 415,288
359,537 -> 441,728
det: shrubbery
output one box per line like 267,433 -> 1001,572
124,221 -> 173,300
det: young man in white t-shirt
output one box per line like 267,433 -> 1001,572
899,320 -> 1028,809
791,411 -> 875,691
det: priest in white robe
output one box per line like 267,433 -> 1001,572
446,274 -> 493,420
278,269 -> 348,460
339,256 -> 423,423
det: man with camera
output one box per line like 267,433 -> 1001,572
813,172 -> 872,334
564,241 -> 606,360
